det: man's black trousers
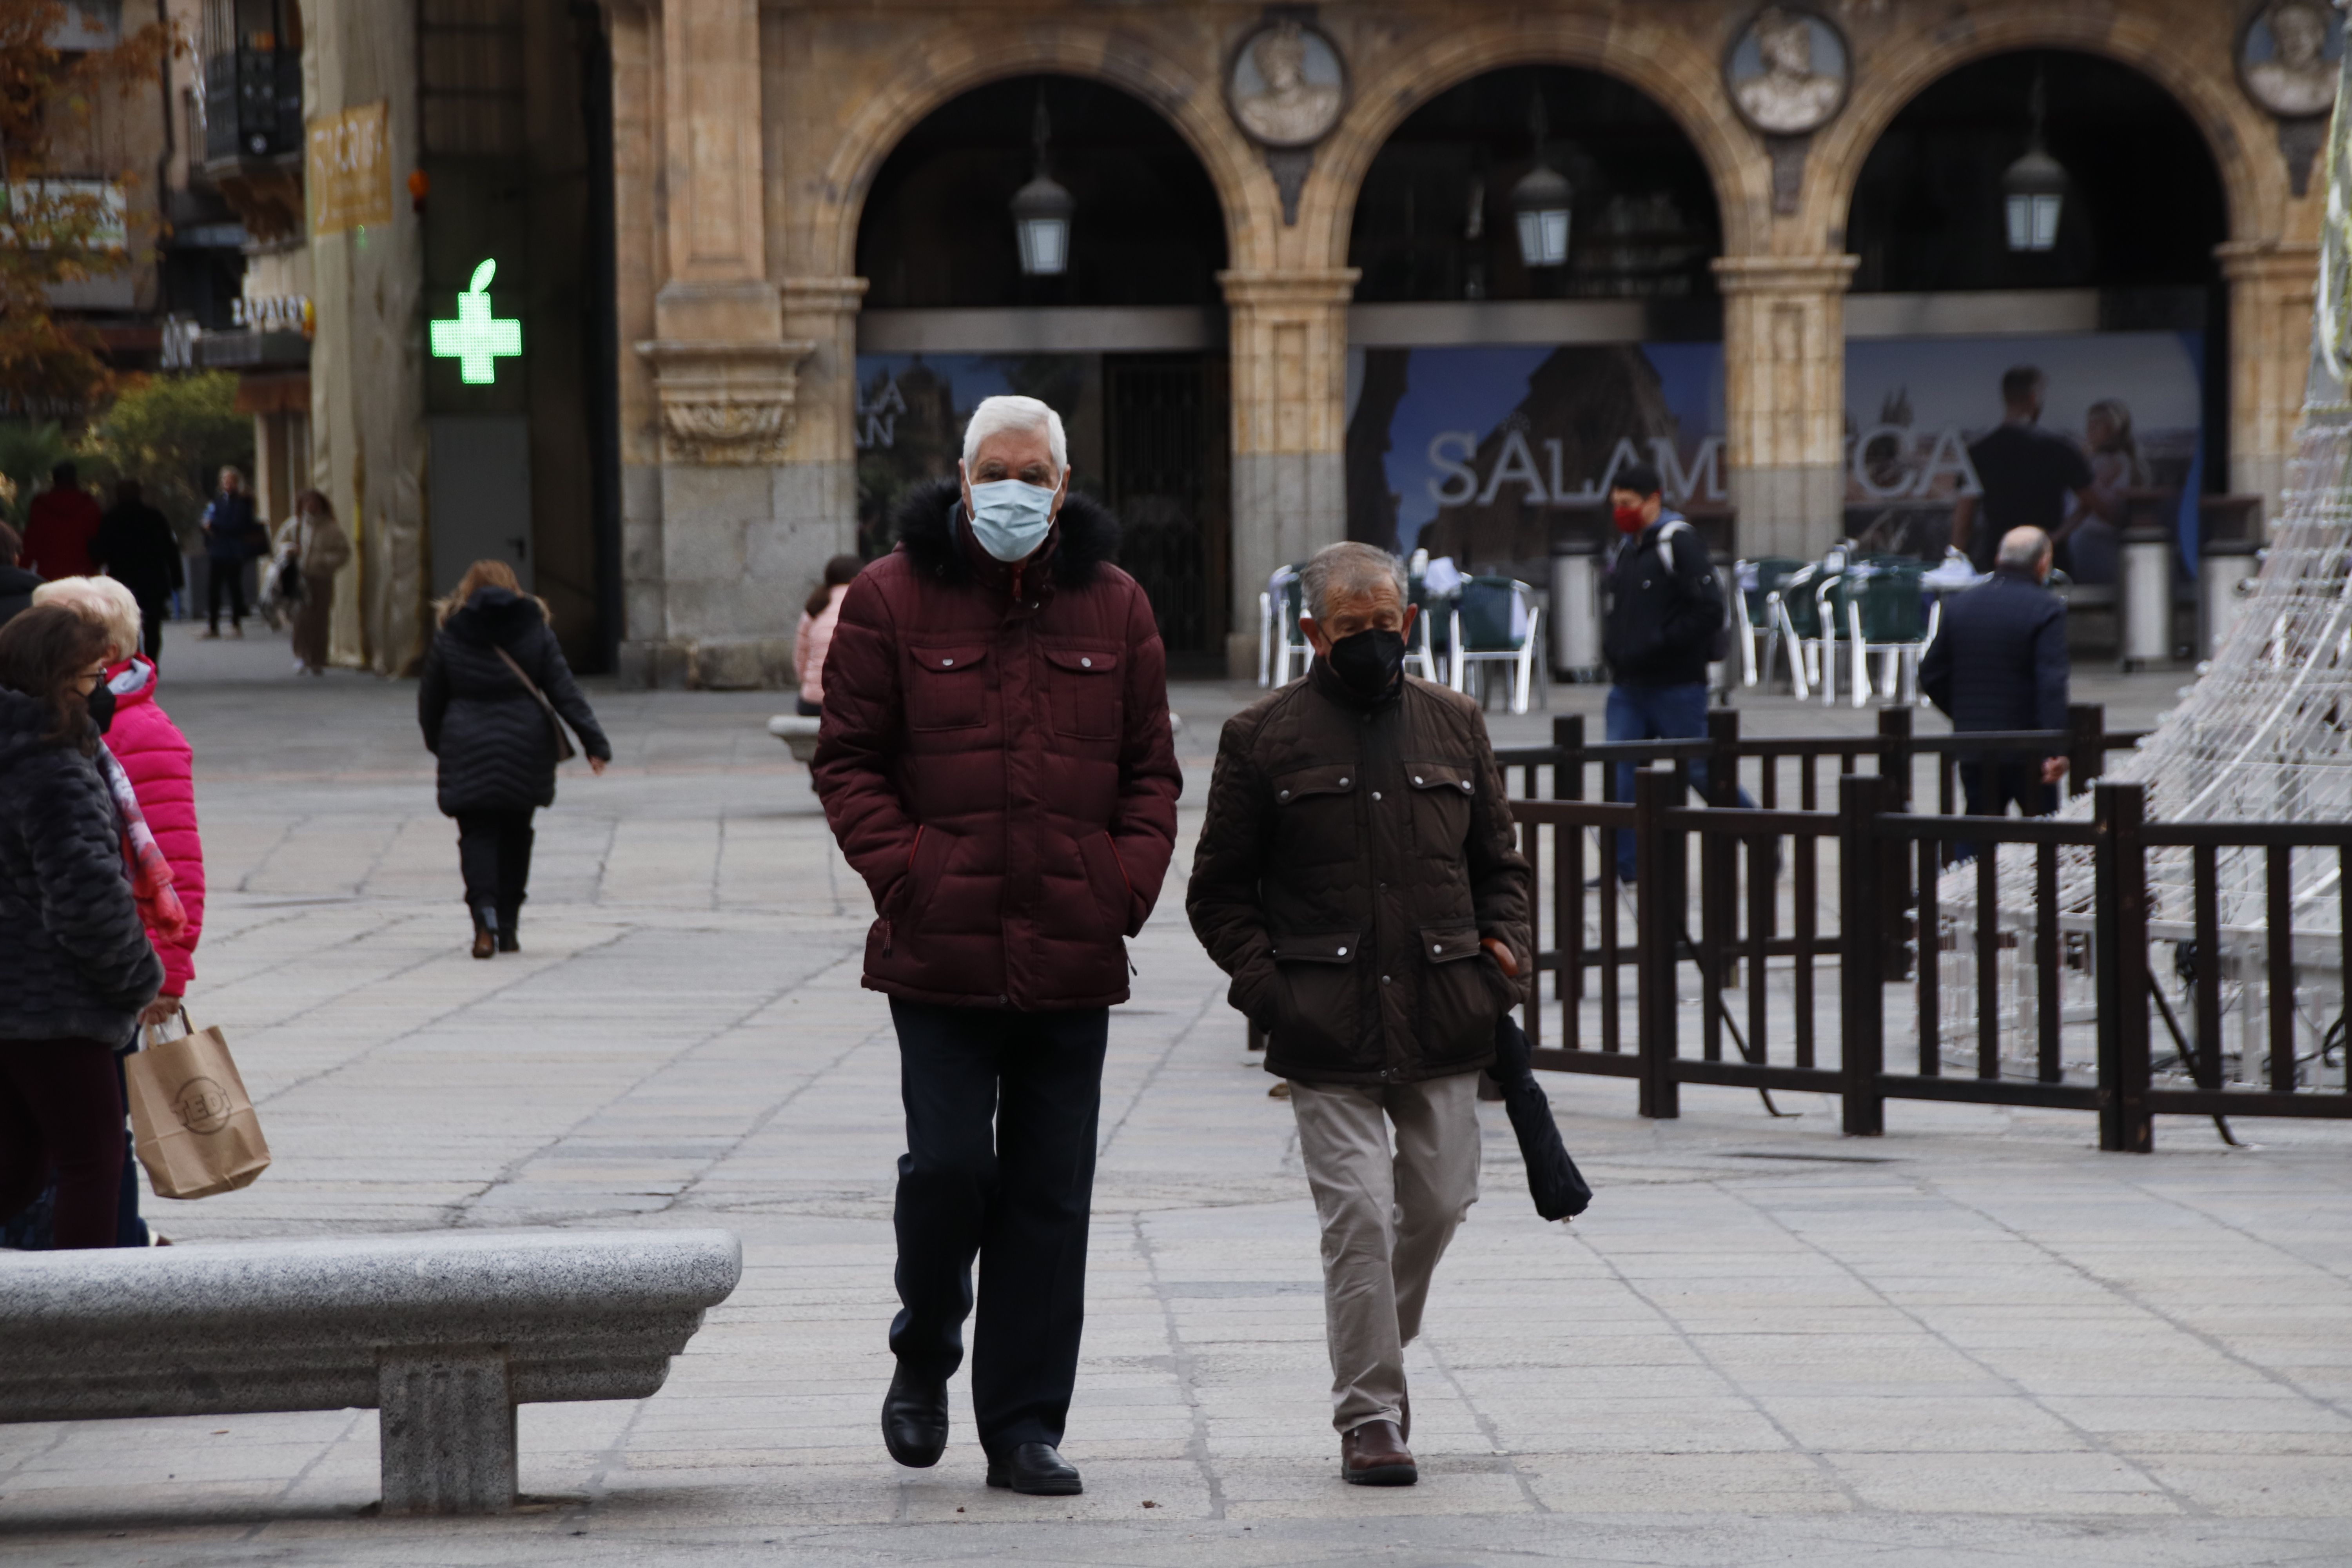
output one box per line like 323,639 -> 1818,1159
887,997 -> 1107,1457
1955,760 -> 2053,863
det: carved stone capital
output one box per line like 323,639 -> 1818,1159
633,339 -> 817,466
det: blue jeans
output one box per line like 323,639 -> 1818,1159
1606,682 -> 1755,882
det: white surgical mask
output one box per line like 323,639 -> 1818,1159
966,479 -> 1056,563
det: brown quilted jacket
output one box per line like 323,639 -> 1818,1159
1187,660 -> 1530,1084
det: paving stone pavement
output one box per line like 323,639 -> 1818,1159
2,628 -> 2347,1566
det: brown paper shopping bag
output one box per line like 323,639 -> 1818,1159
125,1010 -> 271,1199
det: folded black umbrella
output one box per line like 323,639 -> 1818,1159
1490,1013 -> 1593,1221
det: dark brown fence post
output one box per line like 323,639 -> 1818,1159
2067,703 -> 2105,798
1635,764 -> 1680,1120
1839,772 -> 1888,1136
2094,781 -> 2154,1152
1876,704 -> 1913,810
1700,710 -> 1739,1062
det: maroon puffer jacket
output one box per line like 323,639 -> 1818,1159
813,481 -> 1181,1011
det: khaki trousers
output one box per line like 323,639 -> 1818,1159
1289,1071 -> 1481,1434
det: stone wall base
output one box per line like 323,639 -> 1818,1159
616,636 -> 795,690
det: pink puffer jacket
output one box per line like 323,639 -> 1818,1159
104,656 -> 204,995
796,583 -> 848,708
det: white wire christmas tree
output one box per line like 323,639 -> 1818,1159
1939,43 -> 2352,1080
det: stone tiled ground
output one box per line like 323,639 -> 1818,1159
1,629 -> 2345,1566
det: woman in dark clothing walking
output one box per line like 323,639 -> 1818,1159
418,560 -> 611,958
0,606 -> 166,1248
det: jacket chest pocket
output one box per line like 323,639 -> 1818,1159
1044,647 -> 1120,740
1270,763 -> 1359,860
1405,761 -> 1476,856
907,644 -> 988,731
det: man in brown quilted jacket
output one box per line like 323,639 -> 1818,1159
812,395 -> 1180,1498
1188,540 -> 1530,1487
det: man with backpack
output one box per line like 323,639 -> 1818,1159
1599,462 -> 1747,883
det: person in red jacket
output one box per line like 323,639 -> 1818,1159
813,394 -> 1181,1498
21,464 -> 103,582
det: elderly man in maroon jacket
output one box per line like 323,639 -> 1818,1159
813,394 -> 1181,1497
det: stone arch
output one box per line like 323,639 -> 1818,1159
1806,10 -> 2289,250
806,25 -> 1279,286
1305,11 -> 1768,270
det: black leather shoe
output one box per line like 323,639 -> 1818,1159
881,1365 -> 948,1468
985,1442 -> 1083,1495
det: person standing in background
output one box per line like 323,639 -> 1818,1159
199,468 -> 261,639
21,464 -> 102,583
793,554 -> 862,716
1919,526 -> 2071,857
278,490 -> 352,676
0,525 -> 40,626
91,480 -> 184,663
1949,367 -> 2094,574
418,560 -> 611,959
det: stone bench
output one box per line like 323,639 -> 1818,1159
0,1227 -> 740,1514
767,713 -> 821,763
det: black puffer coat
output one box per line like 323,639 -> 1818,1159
0,688 -> 165,1042
418,588 -> 610,815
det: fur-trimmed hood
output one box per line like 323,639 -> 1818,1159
889,478 -> 1120,591
444,585 -> 546,649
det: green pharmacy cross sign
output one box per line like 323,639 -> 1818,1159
429,259 -> 522,385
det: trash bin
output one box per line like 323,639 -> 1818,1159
2199,538 -> 2261,663
1550,537 -> 1602,681
2118,525 -> 2172,671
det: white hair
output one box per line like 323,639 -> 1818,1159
33,576 -> 143,662
1996,526 -> 2053,570
961,395 -> 1067,475
1300,541 -> 1408,624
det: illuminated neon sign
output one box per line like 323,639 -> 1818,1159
428,259 -> 522,385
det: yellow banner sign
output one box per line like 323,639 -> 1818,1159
307,102 -> 392,238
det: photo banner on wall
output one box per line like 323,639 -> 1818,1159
1842,331 -> 2205,579
1344,344 -> 1726,572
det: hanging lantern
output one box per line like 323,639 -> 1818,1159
1012,97 -> 1074,277
2002,66 -> 2065,254
1510,93 -> 1572,269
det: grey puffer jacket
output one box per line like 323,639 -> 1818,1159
0,688 -> 165,1043
418,588 -> 610,816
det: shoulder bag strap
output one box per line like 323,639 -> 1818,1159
492,644 -> 578,762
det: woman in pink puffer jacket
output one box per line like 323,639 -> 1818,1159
31,579 -> 204,1012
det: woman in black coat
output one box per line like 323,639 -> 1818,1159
418,561 -> 611,958
0,606 -> 165,1247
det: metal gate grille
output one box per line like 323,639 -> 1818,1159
1105,354 -> 1226,658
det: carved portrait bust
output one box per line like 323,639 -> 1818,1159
1725,6 -> 1850,136
1228,20 -> 1347,148
2241,0 -> 2342,119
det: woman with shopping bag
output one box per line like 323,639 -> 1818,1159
31,576 -> 208,1243
0,606 -> 165,1248
419,560 -> 611,958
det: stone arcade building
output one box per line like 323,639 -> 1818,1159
285,0 -> 2325,681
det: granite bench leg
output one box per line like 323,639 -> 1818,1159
377,1349 -> 517,1514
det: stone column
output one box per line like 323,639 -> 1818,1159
624,0 -> 813,688
1715,254 -> 1858,561
775,274 -> 868,565
2217,240 -> 2319,531
1220,267 -> 1358,679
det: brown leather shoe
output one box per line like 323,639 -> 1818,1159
1340,1419 -> 1417,1486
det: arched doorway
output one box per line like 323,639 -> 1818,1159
1342,65 -> 1725,570
853,75 -> 1231,662
1842,51 -> 2230,579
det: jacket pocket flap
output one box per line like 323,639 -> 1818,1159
1271,931 -> 1361,963
1405,762 -> 1476,795
1272,764 -> 1359,804
911,644 -> 987,672
1042,647 -> 1118,673
1420,926 -> 1483,963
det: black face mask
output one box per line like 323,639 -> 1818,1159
1326,627 -> 1405,702
85,683 -> 116,736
